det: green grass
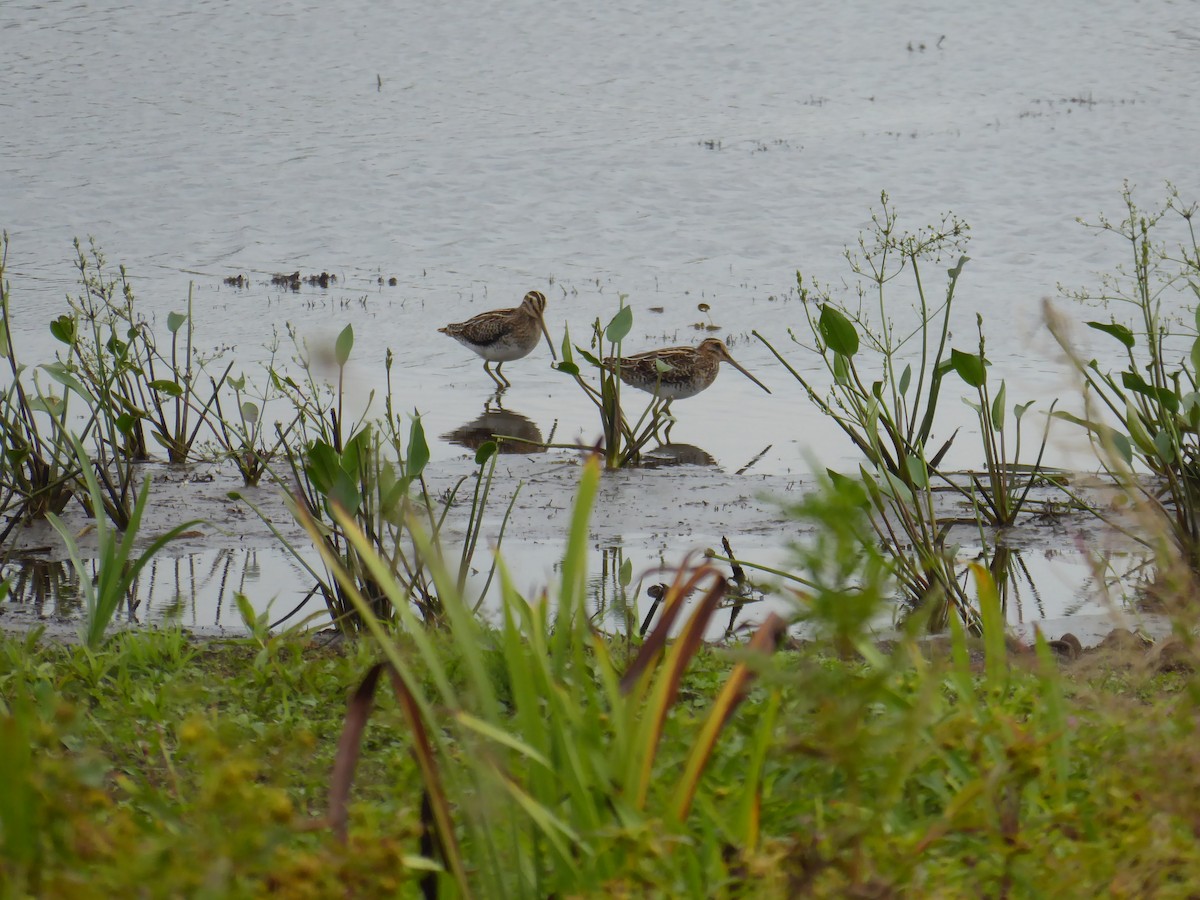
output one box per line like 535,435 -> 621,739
2,624 -> 1200,897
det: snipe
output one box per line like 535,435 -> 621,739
602,337 -> 770,403
439,290 -> 556,388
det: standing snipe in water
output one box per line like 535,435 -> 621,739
602,338 -> 770,404
439,290 -> 556,388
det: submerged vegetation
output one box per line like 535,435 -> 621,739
3,184 -> 1200,893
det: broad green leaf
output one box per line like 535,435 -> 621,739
149,379 -> 183,397
654,358 -> 673,374
341,428 -> 370,476
904,454 -> 929,489
605,305 -> 633,344
1111,431 -> 1133,465
115,412 -> 139,436
880,469 -> 914,504
28,395 -> 64,416
305,440 -> 341,494
1121,370 -> 1179,413
560,325 -> 575,364
991,381 -> 1007,431
408,415 -> 430,477
555,361 -> 581,377
241,401 -> 259,424
475,440 -> 497,465
49,315 -> 75,345
0,327 -> 9,360
576,346 -> 602,367
898,364 -> 911,395
106,335 -> 128,361
1125,399 -> 1156,457
230,374 -> 246,392
1192,337 -> 1200,382
950,348 -> 986,388
1182,392 -> 1200,429
335,323 -> 354,367
1154,430 -> 1176,465
167,311 -> 188,334
329,469 -> 363,517
1086,320 -> 1135,349
40,362 -> 89,399
825,469 -> 871,508
818,306 -> 859,357
619,557 -> 633,587
1014,400 -> 1034,421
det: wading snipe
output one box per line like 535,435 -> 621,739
602,338 -> 770,405
439,290 -> 556,388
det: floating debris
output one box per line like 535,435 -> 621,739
271,271 -> 301,291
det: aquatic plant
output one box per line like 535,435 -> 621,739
0,234 -> 78,538
555,300 -> 671,468
49,242 -> 227,522
208,330 -> 297,486
1050,183 -> 1200,571
241,325 -> 513,632
758,194 -> 1059,627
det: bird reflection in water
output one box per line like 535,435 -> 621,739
442,396 -> 550,454
639,443 -> 719,469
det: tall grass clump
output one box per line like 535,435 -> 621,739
311,454 -> 786,896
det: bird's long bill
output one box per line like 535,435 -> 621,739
538,315 -> 558,361
726,356 -> 771,394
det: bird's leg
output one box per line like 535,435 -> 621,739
496,363 -> 512,387
484,361 -> 506,389
661,400 -> 676,443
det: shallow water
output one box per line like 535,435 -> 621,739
3,0 -> 1199,632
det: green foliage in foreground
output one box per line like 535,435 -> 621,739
2,623 -> 1200,897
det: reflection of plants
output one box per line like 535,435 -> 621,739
1050,184 -> 1200,569
48,434 -> 200,649
589,545 -> 641,636
555,301 -> 669,468
1,557 -> 82,618
310,457 -> 787,897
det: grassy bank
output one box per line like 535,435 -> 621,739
2,623 -> 1199,897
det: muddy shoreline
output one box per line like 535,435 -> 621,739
0,452 -> 1158,645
